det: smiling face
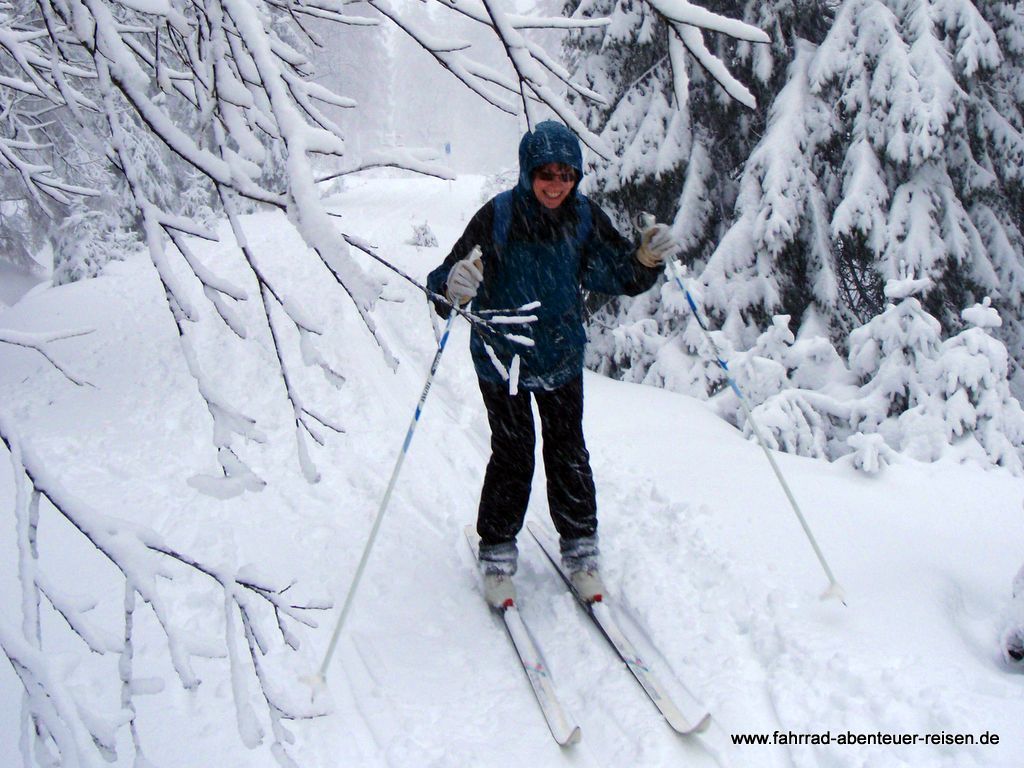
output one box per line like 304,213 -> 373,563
531,162 -> 577,210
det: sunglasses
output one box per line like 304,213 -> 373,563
534,168 -> 577,183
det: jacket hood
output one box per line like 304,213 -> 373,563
517,121 -> 584,197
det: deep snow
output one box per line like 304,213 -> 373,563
1,174 -> 1023,767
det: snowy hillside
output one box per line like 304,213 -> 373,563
2,175 -> 1023,767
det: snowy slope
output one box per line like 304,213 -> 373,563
1,174 -> 1023,767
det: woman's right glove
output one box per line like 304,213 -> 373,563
446,248 -> 484,306
636,223 -> 679,268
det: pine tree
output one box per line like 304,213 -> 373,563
844,283 -> 1024,472
720,312 -> 855,459
570,0 -> 836,396
846,279 -> 948,460
932,298 -> 1024,473
701,0 -> 1024,344
580,0 -> 1024,415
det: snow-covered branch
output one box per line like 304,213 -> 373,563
0,327 -> 93,386
368,0 -> 518,115
340,228 -> 539,346
647,0 -> 771,43
480,0 -> 612,156
0,416 -> 329,766
316,147 -> 456,183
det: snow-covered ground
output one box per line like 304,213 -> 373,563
1,174 -> 1023,767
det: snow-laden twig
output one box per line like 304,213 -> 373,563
37,570 -> 122,655
118,585 -> 152,766
647,0 -> 771,43
0,328 -> 94,386
670,23 -> 758,109
93,52 -> 266,494
438,0 -> 609,107
437,0 -> 610,30
368,0 -> 518,115
339,229 -> 539,346
480,0 -> 613,156
315,147 -> 456,183
1,620 -> 110,768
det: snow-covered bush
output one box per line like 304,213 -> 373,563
715,314 -> 856,459
52,204 -> 139,286
627,284 -> 1024,476
407,221 -> 439,248
931,300 -> 1024,473
480,168 -> 519,202
585,272 -> 728,398
845,285 -> 1024,472
847,285 -> 946,459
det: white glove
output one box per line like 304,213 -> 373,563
446,247 -> 484,306
636,223 -> 679,268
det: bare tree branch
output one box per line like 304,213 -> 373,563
0,328 -> 94,386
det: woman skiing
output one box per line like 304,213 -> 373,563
427,120 -> 679,608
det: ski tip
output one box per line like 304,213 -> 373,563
561,725 -> 582,747
690,713 -> 712,735
671,712 -> 712,736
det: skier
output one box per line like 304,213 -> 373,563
427,120 -> 679,608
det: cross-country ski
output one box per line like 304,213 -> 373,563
528,521 -> 712,736
464,526 -> 582,747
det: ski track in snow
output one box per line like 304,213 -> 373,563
1,174 -> 1024,766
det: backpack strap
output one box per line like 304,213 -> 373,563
492,190 -> 514,253
574,195 -> 592,248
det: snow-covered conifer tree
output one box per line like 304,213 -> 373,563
572,0 -> 835,396
697,0 -> 1024,350
718,312 -> 856,459
582,0 -> 1024,455
930,299 -> 1024,473
846,279 -> 947,460
845,283 -> 1024,473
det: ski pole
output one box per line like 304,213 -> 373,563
306,262 -> 468,691
642,215 -> 845,604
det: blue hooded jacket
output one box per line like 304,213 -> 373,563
428,121 -> 659,390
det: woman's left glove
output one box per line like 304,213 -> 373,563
446,248 -> 484,306
636,224 -> 679,268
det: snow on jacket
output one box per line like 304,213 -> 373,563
427,121 -> 659,390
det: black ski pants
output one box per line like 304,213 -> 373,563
476,375 -> 597,547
